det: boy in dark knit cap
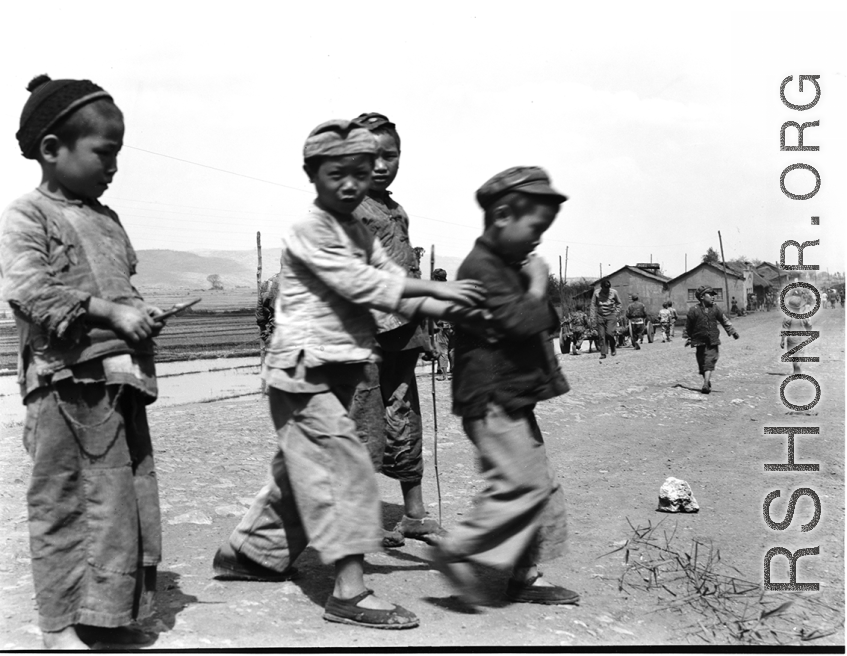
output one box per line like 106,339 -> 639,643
347,113 -> 446,547
213,119 -> 487,629
0,75 -> 164,649
430,166 -> 579,607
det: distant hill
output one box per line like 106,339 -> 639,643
135,248 -> 467,292
133,250 -> 255,290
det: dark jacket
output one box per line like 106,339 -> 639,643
452,235 -> 569,418
625,301 -> 647,320
683,303 -> 737,347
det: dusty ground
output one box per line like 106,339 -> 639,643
1,309 -> 844,649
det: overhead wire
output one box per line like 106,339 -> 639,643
120,143 -> 707,253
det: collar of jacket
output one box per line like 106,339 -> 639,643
476,233 -> 524,268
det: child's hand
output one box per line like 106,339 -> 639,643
109,304 -> 157,342
780,339 -> 785,349
521,255 -> 549,292
432,280 -> 486,307
733,332 -> 740,340
143,304 -> 166,336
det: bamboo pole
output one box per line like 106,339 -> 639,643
717,231 -> 731,313
558,255 -> 565,309
257,231 -> 265,394
428,245 -> 442,525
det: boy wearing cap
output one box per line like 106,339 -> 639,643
430,166 -> 579,607
213,120 -> 486,629
347,112 -> 445,547
683,285 -> 739,394
0,75 -> 164,649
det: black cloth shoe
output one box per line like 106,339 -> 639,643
213,546 -> 297,581
323,589 -> 419,629
506,574 -> 580,605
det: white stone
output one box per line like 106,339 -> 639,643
657,477 -> 700,513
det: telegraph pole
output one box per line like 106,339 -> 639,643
717,231 -> 731,313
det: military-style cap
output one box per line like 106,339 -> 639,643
476,166 -> 567,210
695,285 -> 715,300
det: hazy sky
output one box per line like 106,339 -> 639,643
1,1 -> 844,279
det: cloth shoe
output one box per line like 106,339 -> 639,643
428,543 -> 486,606
505,574 -> 580,605
323,589 -> 419,629
212,545 -> 298,582
394,515 -> 446,545
382,528 -> 405,549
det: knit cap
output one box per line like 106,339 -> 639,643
303,119 -> 378,160
16,74 -> 113,159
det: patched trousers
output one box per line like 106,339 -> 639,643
350,349 -> 424,483
23,382 -> 160,632
230,385 -> 382,569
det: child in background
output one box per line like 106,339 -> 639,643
213,120 -> 487,629
348,113 -> 445,547
683,285 -> 740,394
431,268 -> 454,380
658,301 -> 672,342
0,75 -> 164,649
780,291 -> 813,375
431,166 -> 579,607
668,300 -> 678,337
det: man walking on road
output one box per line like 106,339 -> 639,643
590,279 -> 622,359
625,294 -> 647,350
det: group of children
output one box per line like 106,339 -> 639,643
0,75 -> 580,645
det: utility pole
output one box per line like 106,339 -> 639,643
717,230 -> 731,313
599,263 -> 603,279
685,253 -> 687,273
559,255 -> 564,309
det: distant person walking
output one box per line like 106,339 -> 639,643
589,279 -> 622,359
658,302 -> 673,342
668,300 -> 678,337
256,272 -> 280,345
431,268 -> 455,380
625,294 -> 647,350
780,291 -> 813,376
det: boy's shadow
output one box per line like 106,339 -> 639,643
138,570 -> 198,643
672,383 -> 715,394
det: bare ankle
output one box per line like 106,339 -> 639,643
42,625 -> 89,650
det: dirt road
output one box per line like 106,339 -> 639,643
1,309 -> 843,648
